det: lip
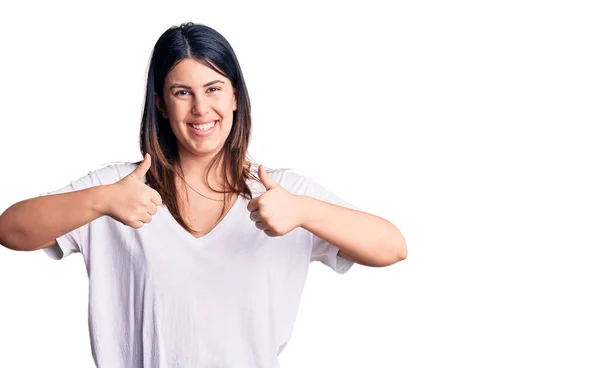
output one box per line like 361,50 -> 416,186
187,120 -> 218,137
189,119 -> 218,125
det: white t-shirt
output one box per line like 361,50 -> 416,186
40,162 -> 356,368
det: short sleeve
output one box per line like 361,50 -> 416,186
274,169 -> 359,275
37,163 -> 132,260
305,178 -> 359,274
38,174 -> 96,260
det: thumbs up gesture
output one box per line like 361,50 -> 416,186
104,153 -> 163,229
246,165 -> 303,237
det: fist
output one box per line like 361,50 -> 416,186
105,153 -> 163,229
247,164 -> 304,237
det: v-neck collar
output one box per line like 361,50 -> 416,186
158,194 -> 246,245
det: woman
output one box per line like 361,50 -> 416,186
0,22 -> 407,367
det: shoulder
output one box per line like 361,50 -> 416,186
247,162 -> 315,196
82,161 -> 138,185
40,161 -> 138,196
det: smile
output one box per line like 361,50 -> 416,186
187,121 -> 218,137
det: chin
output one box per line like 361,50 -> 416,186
183,140 -> 226,155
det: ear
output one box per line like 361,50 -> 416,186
232,89 -> 237,112
154,93 -> 168,118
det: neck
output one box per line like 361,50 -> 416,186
176,150 -> 226,191
175,146 -> 250,194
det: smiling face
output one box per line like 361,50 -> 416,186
155,58 -> 237,159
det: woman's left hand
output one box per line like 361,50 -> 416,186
247,165 -> 304,237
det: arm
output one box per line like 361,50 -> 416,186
0,186 -> 108,252
296,195 -> 407,267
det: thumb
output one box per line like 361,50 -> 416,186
258,164 -> 278,190
130,153 -> 152,180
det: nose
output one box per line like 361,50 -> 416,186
192,93 -> 209,116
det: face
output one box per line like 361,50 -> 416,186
155,58 -> 237,158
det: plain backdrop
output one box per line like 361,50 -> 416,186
1,1 -> 599,367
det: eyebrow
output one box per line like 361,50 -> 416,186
169,80 -> 225,90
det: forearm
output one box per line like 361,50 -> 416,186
0,186 -> 108,251
297,195 -> 407,267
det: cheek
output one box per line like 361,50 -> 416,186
220,98 -> 236,117
169,104 -> 192,124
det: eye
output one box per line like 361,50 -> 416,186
175,90 -> 190,96
207,87 -> 220,93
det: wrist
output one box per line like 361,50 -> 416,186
91,185 -> 111,217
295,194 -> 313,229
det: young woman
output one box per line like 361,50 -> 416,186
0,22 -> 407,367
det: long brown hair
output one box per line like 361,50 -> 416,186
136,22 -> 260,234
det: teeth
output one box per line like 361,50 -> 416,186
191,121 -> 216,131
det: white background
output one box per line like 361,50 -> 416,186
0,1 -> 599,367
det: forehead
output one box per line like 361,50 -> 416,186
166,58 -> 230,86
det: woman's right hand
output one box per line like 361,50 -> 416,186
104,154 -> 163,228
